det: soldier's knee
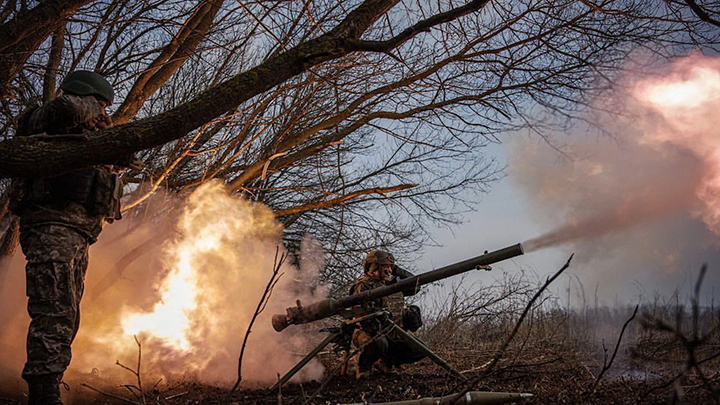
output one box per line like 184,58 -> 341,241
26,262 -> 77,303
375,336 -> 389,354
27,298 -> 76,320
352,329 -> 372,348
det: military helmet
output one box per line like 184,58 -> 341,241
59,70 -> 115,105
363,250 -> 395,273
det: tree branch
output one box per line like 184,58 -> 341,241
684,0 -> 720,28
0,0 -> 96,97
346,0 -> 491,52
273,184 -> 417,217
0,0 -> 402,178
113,0 -> 224,124
42,24 -> 65,103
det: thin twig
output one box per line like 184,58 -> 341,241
231,247 -> 286,392
80,383 -> 141,405
588,304 -> 639,394
164,391 -> 188,400
114,335 -> 147,404
134,335 -> 146,405
448,254 -> 574,404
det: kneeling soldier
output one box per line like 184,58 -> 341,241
349,250 -> 425,379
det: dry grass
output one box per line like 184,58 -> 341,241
1,268 -> 719,404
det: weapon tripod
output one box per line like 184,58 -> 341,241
270,310 -> 466,391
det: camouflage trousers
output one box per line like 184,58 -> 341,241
19,224 -> 89,379
352,328 -> 426,373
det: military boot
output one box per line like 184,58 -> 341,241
27,374 -> 64,405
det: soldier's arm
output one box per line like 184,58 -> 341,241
25,94 -> 106,135
351,280 -> 384,313
391,266 -> 421,296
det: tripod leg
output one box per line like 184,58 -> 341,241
270,332 -> 341,391
390,323 -> 467,380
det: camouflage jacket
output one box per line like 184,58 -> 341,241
14,94 -> 117,242
350,275 -> 387,313
17,94 -> 108,137
350,274 -> 407,321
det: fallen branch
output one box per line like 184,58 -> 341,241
80,383 -> 141,405
164,391 -> 188,400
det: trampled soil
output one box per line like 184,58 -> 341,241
1,346 -> 717,404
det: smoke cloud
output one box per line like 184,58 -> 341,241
0,181 -> 327,397
513,54 -> 720,299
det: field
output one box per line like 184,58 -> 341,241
1,266 -> 719,405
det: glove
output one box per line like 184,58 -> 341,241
401,305 -> 423,332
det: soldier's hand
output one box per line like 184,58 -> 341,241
93,110 -> 113,130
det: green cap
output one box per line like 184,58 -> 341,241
59,70 -> 114,104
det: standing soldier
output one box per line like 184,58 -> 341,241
349,250 -> 425,379
10,70 -> 123,405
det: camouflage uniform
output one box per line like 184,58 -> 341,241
13,94 -> 119,381
20,225 -> 90,377
349,272 -> 425,376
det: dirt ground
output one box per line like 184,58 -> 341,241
1,344 -> 717,405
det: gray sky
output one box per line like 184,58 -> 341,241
419,132 -> 720,308
417,142 -> 574,305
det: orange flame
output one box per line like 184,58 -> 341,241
120,229 -> 213,350
62,181 -> 326,385
118,181 -> 283,365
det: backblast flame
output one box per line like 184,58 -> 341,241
116,181 -> 286,371
120,224 -> 219,350
68,181 -> 326,385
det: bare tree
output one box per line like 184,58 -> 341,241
0,0 -> 718,287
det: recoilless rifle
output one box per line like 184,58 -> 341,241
272,243 -> 525,332
269,243 -> 527,397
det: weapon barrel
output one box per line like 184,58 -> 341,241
272,243 -> 523,331
339,243 -> 523,308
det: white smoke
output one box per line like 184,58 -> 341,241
514,54 -> 720,301
0,181 -> 327,397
